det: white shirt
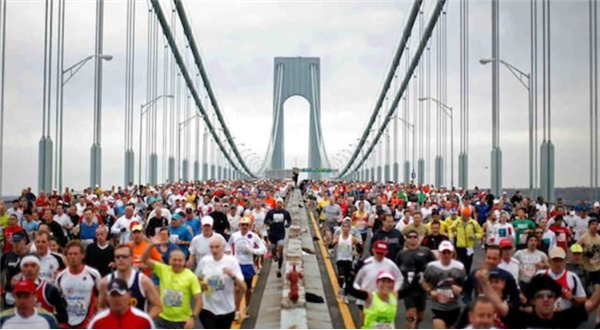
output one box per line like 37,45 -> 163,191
53,213 -> 72,234
536,269 -> 586,310
7,208 -> 23,222
228,230 -> 266,265
56,266 -> 101,327
189,233 -> 228,271
196,255 -> 244,315
111,215 -> 141,245
353,256 -> 402,293
0,308 -> 58,329
498,258 -> 520,282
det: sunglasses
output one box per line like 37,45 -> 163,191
407,235 -> 418,239
115,254 -> 131,260
240,223 -> 250,226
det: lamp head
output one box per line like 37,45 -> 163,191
479,58 -> 493,65
100,55 -> 113,62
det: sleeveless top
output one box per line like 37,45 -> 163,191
363,292 -> 397,329
108,271 -> 147,312
35,280 -> 55,313
336,234 -> 354,262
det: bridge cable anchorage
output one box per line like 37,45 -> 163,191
339,0 -> 447,179
337,0 -> 423,178
149,0 -> 255,178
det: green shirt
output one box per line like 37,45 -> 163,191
513,219 -> 536,246
152,262 -> 201,322
363,292 -> 397,329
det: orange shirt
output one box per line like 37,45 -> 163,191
263,197 -> 276,209
128,241 -> 162,276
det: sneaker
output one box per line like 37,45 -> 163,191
277,270 -> 282,278
343,296 -> 349,304
235,311 -> 241,321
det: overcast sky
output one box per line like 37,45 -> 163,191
1,0 -> 597,195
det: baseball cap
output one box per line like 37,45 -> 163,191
131,224 -> 143,233
439,240 -> 454,252
12,233 -> 26,243
372,241 -> 389,254
570,243 -> 584,254
107,278 -> 128,295
461,208 -> 471,217
594,202 -> 600,208
549,247 -> 566,260
499,239 -> 513,249
202,216 -> 214,227
276,197 -> 284,204
376,271 -> 396,282
13,280 -> 36,294
240,217 -> 252,225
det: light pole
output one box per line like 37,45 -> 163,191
138,94 -> 173,184
419,97 -> 454,188
480,58 -> 534,197
396,116 -> 416,183
178,113 -> 202,182
56,54 -> 113,191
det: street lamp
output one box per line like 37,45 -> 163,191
178,113 -> 203,182
419,97 -> 454,188
55,54 -> 113,191
480,58 -> 534,197
138,94 -> 174,184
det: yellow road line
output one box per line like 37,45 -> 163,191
308,209 -> 357,329
231,269 -> 259,329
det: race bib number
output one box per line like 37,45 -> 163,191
523,264 -> 536,278
436,289 -> 454,304
519,233 -> 528,245
163,289 -> 183,307
207,275 -> 226,292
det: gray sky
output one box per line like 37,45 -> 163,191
1,0 -> 597,195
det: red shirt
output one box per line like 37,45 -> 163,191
549,225 -> 571,252
88,307 -> 154,329
3,225 -> 25,252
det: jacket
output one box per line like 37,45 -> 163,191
448,217 -> 483,248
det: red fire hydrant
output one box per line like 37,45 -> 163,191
287,264 -> 303,302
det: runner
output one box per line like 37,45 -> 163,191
536,247 -> 586,310
513,235 -> 549,291
196,235 -> 246,329
477,270 -> 600,328
32,231 -> 65,285
97,244 -> 162,318
228,216 -> 266,318
1,233 -> 27,308
0,280 -> 59,329
332,219 -> 359,302
578,217 -> 600,285
16,254 -> 68,325
55,240 -> 101,328
394,230 -> 436,329
142,235 -> 201,329
347,271 -> 399,329
264,197 -> 292,278
422,241 -> 467,329
88,278 -> 155,329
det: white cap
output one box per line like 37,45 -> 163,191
276,197 -> 284,204
594,202 -> 600,208
202,216 -> 214,227
439,240 -> 455,252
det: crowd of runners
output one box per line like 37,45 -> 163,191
0,179 -> 599,329
304,181 -> 600,329
0,180 -> 291,329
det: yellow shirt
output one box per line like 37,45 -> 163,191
425,221 -> 449,235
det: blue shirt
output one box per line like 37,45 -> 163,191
168,225 -> 193,256
185,217 -> 201,236
474,203 -> 491,224
80,222 -> 99,241
21,220 -> 39,235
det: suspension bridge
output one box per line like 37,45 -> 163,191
0,0 -> 599,329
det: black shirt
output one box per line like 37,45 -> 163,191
502,304 -> 589,329
146,217 -> 168,238
0,252 -> 23,293
264,208 -> 292,239
85,243 -> 114,277
371,228 -> 405,261
209,211 -> 230,238
422,234 -> 449,251
395,247 -> 436,291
